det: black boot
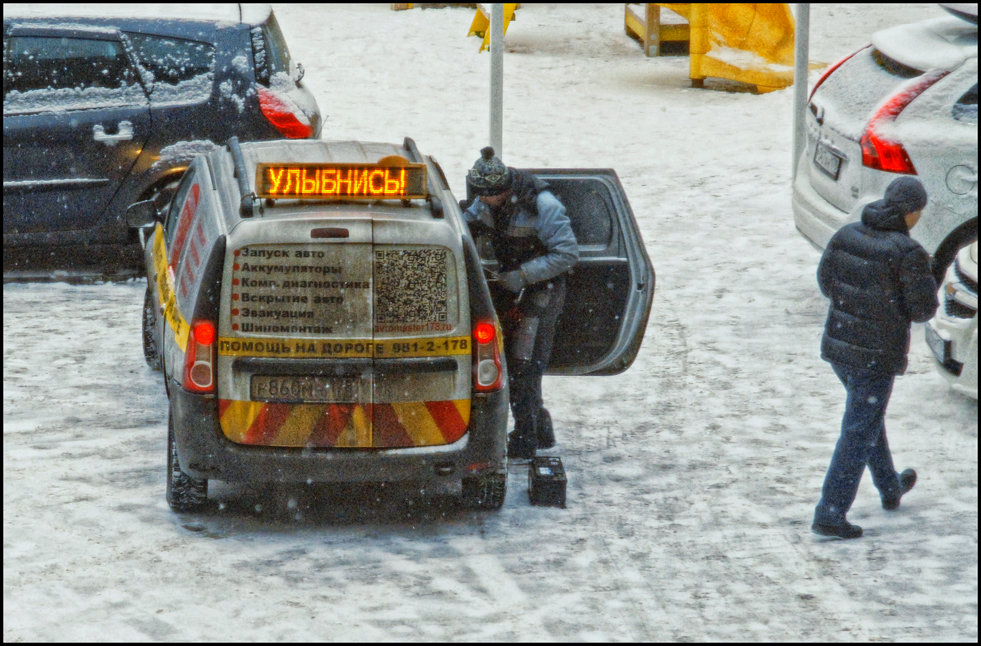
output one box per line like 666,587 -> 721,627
811,519 -> 863,539
537,408 -> 555,449
507,430 -> 537,460
882,468 -> 917,511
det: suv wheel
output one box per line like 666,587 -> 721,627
461,472 -> 507,510
142,286 -> 161,370
166,410 -> 208,513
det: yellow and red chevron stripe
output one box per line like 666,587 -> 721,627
218,399 -> 471,448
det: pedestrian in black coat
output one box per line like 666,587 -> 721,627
812,176 -> 939,539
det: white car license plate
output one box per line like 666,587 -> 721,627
813,141 -> 843,180
250,375 -> 362,403
925,325 -> 948,363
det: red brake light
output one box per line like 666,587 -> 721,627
194,321 -> 215,346
860,69 -> 950,174
257,86 -> 314,139
474,321 -> 495,344
809,45 -> 869,102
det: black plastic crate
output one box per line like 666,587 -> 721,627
528,456 -> 566,508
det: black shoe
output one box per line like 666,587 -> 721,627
812,520 -> 863,539
882,468 -> 917,511
507,431 -> 536,460
537,409 -> 555,450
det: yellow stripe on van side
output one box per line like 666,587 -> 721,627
151,223 -> 190,352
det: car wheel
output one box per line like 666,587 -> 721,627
461,471 -> 507,510
932,221 -> 978,284
142,285 -> 161,371
166,409 -> 208,513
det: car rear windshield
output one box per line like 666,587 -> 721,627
871,48 -> 924,79
250,11 -> 292,86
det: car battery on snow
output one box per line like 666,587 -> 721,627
528,456 -> 566,507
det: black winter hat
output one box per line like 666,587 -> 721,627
468,147 -> 512,196
883,176 -> 928,215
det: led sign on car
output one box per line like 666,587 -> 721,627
255,162 -> 427,200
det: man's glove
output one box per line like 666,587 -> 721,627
499,269 -> 526,294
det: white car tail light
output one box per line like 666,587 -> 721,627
860,69 -> 950,174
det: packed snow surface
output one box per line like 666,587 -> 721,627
3,4 -> 976,641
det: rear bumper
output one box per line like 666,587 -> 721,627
791,167 -> 849,251
170,384 -> 510,484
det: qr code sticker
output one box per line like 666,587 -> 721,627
374,248 -> 449,324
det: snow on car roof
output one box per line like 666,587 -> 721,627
872,16 -> 978,72
2,3 -> 272,26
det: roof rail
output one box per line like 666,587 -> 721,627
402,137 -> 443,218
227,136 -> 257,218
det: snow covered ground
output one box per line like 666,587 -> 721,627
3,3 -> 977,641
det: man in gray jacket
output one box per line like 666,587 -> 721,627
812,176 -> 939,539
463,147 -> 579,459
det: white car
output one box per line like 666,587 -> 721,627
792,7 -> 978,282
926,240 -> 978,398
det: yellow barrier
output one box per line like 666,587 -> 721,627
625,3 -> 796,93
468,3 -> 519,52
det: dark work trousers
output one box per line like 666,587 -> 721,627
814,363 -> 902,525
498,278 -> 567,445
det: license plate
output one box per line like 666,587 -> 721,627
924,325 -> 948,363
813,141 -> 843,180
250,375 -> 363,403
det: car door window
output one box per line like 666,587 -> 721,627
4,35 -> 144,112
124,32 -> 215,104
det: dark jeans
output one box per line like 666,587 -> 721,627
497,278 -> 567,441
814,363 -> 902,525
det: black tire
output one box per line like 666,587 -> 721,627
142,285 -> 161,371
461,472 -> 507,510
166,410 -> 208,513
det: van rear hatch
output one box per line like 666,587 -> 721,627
215,212 -> 472,449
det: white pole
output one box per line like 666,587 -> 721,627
792,4 -> 810,183
490,3 -> 504,155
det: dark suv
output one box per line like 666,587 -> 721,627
2,4 -> 322,278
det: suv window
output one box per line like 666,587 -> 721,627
124,32 -> 215,102
250,12 -> 292,86
5,35 -> 134,94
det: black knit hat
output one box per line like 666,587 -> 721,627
884,176 -> 928,215
468,147 -> 512,196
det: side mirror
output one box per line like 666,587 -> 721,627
126,199 -> 160,228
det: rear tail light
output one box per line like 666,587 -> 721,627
183,320 -> 216,393
860,69 -> 950,174
473,319 -> 503,392
809,45 -> 869,102
257,85 -> 313,139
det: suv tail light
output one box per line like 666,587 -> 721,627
473,320 -> 503,392
257,85 -> 313,139
808,45 -> 869,102
860,69 -> 950,174
184,320 -> 216,393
